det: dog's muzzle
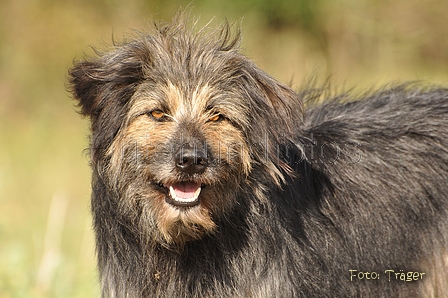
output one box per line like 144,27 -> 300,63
162,144 -> 208,207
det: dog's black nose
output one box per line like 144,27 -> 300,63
175,146 -> 208,175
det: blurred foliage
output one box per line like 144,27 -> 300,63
0,0 -> 447,297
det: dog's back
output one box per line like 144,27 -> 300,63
295,85 -> 448,296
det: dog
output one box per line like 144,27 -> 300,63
69,13 -> 448,297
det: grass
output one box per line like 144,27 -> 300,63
0,103 -> 98,297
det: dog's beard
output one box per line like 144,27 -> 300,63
130,177 -> 245,247
102,142 -> 245,246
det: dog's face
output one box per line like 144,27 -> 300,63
107,80 -> 253,244
69,20 -> 303,246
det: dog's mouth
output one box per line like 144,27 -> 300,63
162,182 -> 202,207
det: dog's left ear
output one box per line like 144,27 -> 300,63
238,63 -> 304,182
255,71 -> 303,135
239,61 -> 304,141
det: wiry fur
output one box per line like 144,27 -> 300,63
69,14 -> 448,297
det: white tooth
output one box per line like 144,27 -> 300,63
194,187 -> 202,198
169,186 -> 177,200
168,186 -> 202,203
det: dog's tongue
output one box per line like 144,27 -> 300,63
165,182 -> 202,207
172,182 -> 201,199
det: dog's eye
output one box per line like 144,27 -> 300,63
149,110 -> 165,120
208,114 -> 224,122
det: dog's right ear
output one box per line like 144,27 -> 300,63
69,59 -> 105,117
68,49 -> 145,119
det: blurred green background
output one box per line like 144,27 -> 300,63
1,0 -> 447,297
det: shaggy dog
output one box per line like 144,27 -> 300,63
69,14 -> 448,297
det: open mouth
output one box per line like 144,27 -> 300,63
163,182 -> 202,207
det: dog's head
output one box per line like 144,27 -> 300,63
69,15 -> 303,245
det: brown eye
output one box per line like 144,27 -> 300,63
150,110 -> 165,119
209,114 -> 223,122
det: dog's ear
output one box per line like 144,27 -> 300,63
68,47 -> 145,119
69,59 -> 104,117
238,61 -> 304,139
236,62 -> 304,183
69,46 -> 148,164
254,71 -> 303,134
